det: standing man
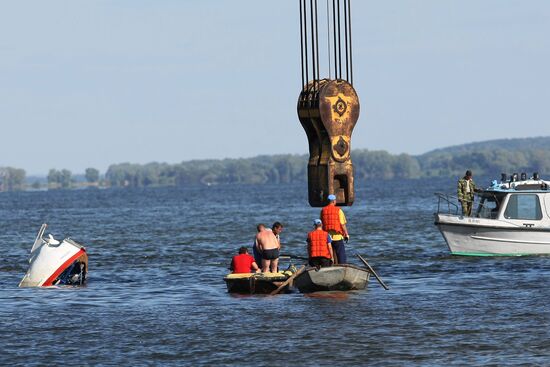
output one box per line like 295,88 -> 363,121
320,194 -> 349,264
307,219 -> 333,268
271,222 -> 283,245
256,227 -> 280,273
457,170 -> 477,216
252,224 -> 266,268
271,222 -> 284,272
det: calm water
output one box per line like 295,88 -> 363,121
2,179 -> 550,366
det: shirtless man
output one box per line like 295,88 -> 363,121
256,228 -> 280,273
252,224 -> 266,267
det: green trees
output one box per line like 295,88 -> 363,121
1,136 -> 546,191
0,167 -> 26,191
102,136 -> 550,188
47,169 -> 72,189
85,168 -> 100,183
105,155 -> 308,188
417,143 -> 550,177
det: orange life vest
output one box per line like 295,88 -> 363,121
308,229 -> 331,259
321,205 -> 343,234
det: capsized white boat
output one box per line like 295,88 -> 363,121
435,173 -> 550,256
19,224 -> 88,287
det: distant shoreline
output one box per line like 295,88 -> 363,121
2,136 -> 550,192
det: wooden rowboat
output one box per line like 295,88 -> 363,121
293,264 -> 370,293
224,272 -> 292,294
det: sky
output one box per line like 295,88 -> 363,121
1,1 -> 550,175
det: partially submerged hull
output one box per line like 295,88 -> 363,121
293,264 -> 370,293
19,224 -> 88,287
435,213 -> 550,256
224,273 -> 290,294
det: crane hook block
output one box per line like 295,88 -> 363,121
298,79 -> 360,207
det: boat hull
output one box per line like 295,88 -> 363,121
224,273 -> 290,294
20,238 -> 88,287
293,265 -> 370,293
435,214 -> 550,256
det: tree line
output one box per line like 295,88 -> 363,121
46,168 -> 101,189
3,136 -> 550,191
0,167 -> 26,191
0,167 -> 102,191
104,145 -> 550,188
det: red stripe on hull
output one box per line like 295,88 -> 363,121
42,249 -> 86,287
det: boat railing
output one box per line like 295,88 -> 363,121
434,192 -> 460,215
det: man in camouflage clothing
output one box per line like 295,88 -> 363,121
457,170 -> 476,216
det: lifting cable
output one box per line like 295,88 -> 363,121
326,0 -> 331,79
310,0 -> 317,92
299,0 -> 354,88
347,0 -> 353,84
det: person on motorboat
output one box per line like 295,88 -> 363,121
252,223 -> 266,268
256,227 -> 280,273
457,170 -> 477,216
320,194 -> 349,264
307,219 -> 334,268
230,246 -> 260,274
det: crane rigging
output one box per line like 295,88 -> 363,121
297,0 -> 360,207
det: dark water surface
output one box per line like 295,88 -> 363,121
2,180 -> 550,366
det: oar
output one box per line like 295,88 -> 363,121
270,265 -> 306,296
356,254 -> 389,290
280,253 -> 309,261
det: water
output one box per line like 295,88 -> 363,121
2,180 -> 550,366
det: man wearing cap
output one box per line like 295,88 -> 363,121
320,194 -> 349,264
458,170 -> 477,216
307,219 -> 333,268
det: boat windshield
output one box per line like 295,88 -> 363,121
476,193 -> 505,219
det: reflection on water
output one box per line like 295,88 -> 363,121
1,179 -> 550,366
304,291 -> 351,300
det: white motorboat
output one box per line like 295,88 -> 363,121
435,173 -> 550,256
19,224 -> 88,287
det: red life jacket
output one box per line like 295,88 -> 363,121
232,254 -> 255,273
308,229 -> 331,259
321,204 -> 343,234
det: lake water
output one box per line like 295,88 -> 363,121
1,179 -> 550,366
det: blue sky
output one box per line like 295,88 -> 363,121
1,1 -> 549,174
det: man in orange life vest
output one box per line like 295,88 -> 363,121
320,194 -> 349,264
230,247 -> 260,274
307,219 -> 334,268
